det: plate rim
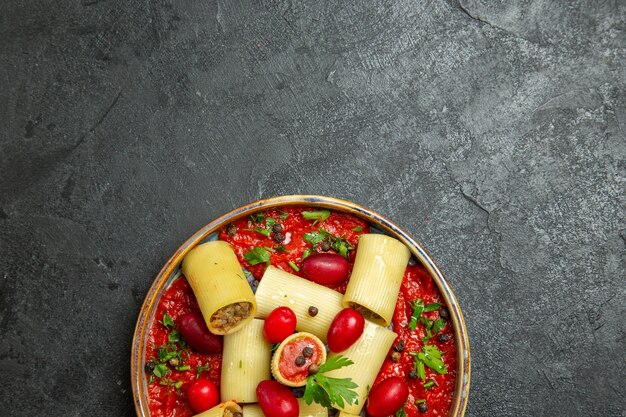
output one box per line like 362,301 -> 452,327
130,195 -> 471,417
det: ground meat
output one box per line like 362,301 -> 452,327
349,302 -> 384,323
210,302 -> 252,332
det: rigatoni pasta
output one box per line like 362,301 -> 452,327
324,320 -> 397,415
182,241 -> 256,335
193,401 -> 242,417
342,234 -> 411,326
220,319 -> 271,403
255,266 -> 343,342
241,404 -> 264,417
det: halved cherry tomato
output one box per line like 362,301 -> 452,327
256,380 -> 299,417
327,308 -> 364,352
301,253 -> 349,285
178,311 -> 223,354
365,376 -> 409,417
186,378 -> 219,413
263,306 -> 297,344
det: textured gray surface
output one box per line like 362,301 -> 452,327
0,0 -> 624,416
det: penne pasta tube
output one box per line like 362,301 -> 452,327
193,401 -> 242,417
242,399 -> 328,417
255,266 -> 343,342
342,234 -> 410,326
325,320 -> 397,415
221,319 -> 271,403
182,241 -> 256,335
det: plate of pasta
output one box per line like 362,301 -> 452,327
131,195 -> 470,417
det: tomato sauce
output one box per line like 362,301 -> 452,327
146,206 -> 455,417
276,336 -> 324,384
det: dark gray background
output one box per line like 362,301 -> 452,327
1,0 -> 624,416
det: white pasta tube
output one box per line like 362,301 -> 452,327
182,241 -> 256,335
220,319 -> 271,403
342,234 -> 411,326
336,413 -> 359,417
242,399 -> 328,417
255,266 -> 344,342
193,401 -> 242,417
325,321 -> 397,415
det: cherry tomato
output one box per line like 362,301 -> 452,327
327,308 -> 364,353
263,306 -> 297,344
178,311 -> 223,354
186,378 -> 219,414
256,380 -> 299,417
365,377 -> 409,417
301,253 -> 349,285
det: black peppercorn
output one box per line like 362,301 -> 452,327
302,347 -> 314,358
390,352 -> 401,363
226,223 -> 237,236
272,223 -> 283,233
273,232 -> 285,243
439,307 -> 450,320
320,240 -> 331,251
438,333 -> 450,343
295,356 -> 306,366
145,361 -> 155,373
308,306 -> 318,317
418,402 -> 428,413
408,370 -> 418,379
408,256 -> 418,266
308,364 -> 319,374
394,339 -> 406,352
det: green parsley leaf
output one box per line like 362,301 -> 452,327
279,211 -> 289,220
250,212 -> 265,224
153,363 -> 169,378
265,218 -> 276,228
351,226 -> 363,232
421,345 -> 447,375
431,318 -> 446,335
176,365 -> 190,371
304,355 -> 359,408
415,398 -> 426,404
288,261 -> 300,272
417,357 -> 426,380
303,231 -> 326,245
243,247 -> 271,267
302,248 -> 312,260
423,380 -> 435,390
274,244 -> 289,253
304,376 -> 331,407
408,299 -> 424,330
161,311 -> 175,329
396,405 -> 407,417
315,374 -> 359,408
317,355 -> 354,373
196,363 -> 210,379
302,210 -> 331,222
168,330 -> 182,344
253,227 -> 270,237
174,380 -> 183,389
424,302 -> 442,312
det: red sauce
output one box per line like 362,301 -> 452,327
146,206 -> 455,417
276,336 -> 324,384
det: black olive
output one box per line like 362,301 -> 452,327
226,223 -> 237,236
272,223 -> 283,233
308,364 -> 319,374
418,402 -> 428,413
273,232 -> 285,243
438,333 -> 450,343
394,339 -> 406,352
390,352 -> 401,363
408,370 -> 418,379
320,240 -> 331,251
145,361 -> 155,373
295,356 -> 306,366
308,306 -> 318,317
302,347 -> 314,358
439,307 -> 450,320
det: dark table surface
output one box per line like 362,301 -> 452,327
1,0 -> 624,416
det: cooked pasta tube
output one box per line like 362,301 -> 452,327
336,413 -> 359,417
255,266 -> 343,342
242,399 -> 328,417
182,241 -> 256,335
342,234 -> 411,326
325,320 -> 397,415
193,401 -> 242,417
221,319 -> 271,403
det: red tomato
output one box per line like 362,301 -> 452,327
301,253 -> 349,285
256,380 -> 299,417
186,378 -> 219,414
366,377 -> 409,417
327,308 -> 364,352
263,307 -> 297,343
178,311 -> 223,354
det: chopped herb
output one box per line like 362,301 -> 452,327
303,355 -> 359,408
176,365 -> 190,371
415,399 -> 426,404
408,299 -> 424,330
196,363 -> 210,379
253,227 -> 270,237
174,380 -> 183,390
351,226 -> 363,232
424,302 -> 442,312
302,210 -> 331,222
265,217 -> 276,228
302,248 -> 312,260
250,213 -> 265,224
303,228 -> 354,259
279,211 -> 289,220
288,261 -> 300,272
274,244 -> 289,253
303,231 -> 326,245
243,247 -> 271,267
431,318 -> 446,335
423,380 -> 435,390
161,311 -> 175,329
153,363 -> 169,378
411,345 -> 448,377
168,330 -> 182,344
396,406 -> 407,417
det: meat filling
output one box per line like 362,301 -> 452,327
210,302 -> 252,332
349,302 -> 384,323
